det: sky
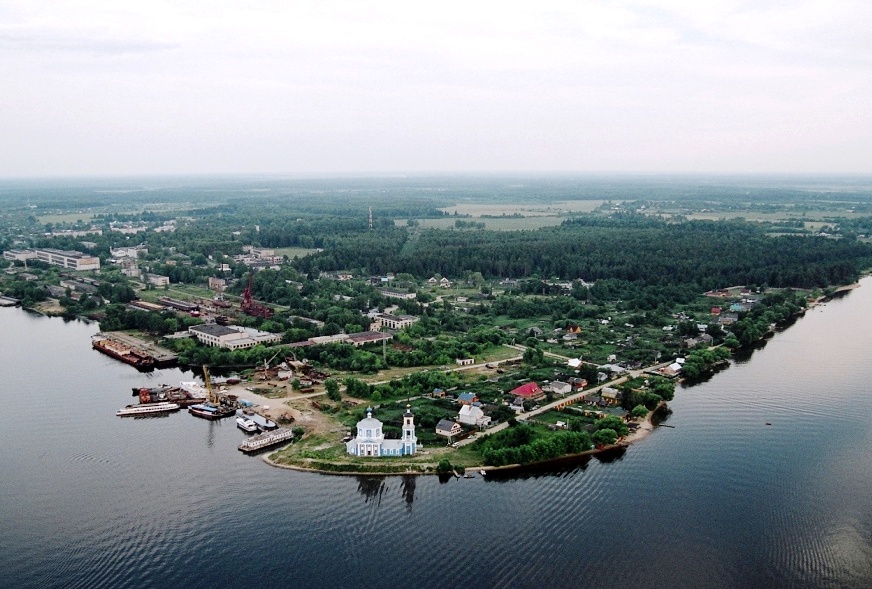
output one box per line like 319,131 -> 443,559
1,0 -> 870,177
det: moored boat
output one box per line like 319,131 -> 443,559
236,409 -> 277,431
93,336 -> 155,369
117,402 -> 180,417
188,403 -> 236,420
236,415 -> 259,432
238,428 -> 295,453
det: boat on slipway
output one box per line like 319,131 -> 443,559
117,402 -> 180,417
187,365 -> 237,420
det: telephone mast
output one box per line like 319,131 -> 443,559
368,207 -> 373,230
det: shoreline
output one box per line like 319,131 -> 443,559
261,410 -> 658,477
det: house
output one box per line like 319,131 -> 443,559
510,396 -> 527,412
435,419 -> 462,438
567,357 -> 582,369
456,392 -> 479,405
601,387 -> 622,405
568,377 -> 588,390
546,381 -> 571,396
718,313 -> 739,325
455,358 -> 475,366
439,277 -> 452,288
509,382 -> 544,400
458,404 -> 491,427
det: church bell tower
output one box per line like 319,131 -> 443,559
402,404 -> 417,455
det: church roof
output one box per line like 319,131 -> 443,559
357,409 -> 383,430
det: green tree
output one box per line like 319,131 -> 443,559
631,404 -> 649,418
325,378 -> 341,401
592,428 -> 618,446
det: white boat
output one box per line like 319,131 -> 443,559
236,409 -> 276,431
236,415 -> 259,432
116,402 -> 180,417
179,381 -> 208,397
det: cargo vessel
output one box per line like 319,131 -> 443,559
92,337 -> 154,369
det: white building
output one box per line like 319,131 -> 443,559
3,249 -> 37,262
378,288 -> 416,300
458,404 -> 491,427
34,248 -> 100,271
146,274 -> 170,287
189,324 -> 281,350
346,406 -> 417,457
371,313 -> 419,330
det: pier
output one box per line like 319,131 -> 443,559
0,295 -> 20,307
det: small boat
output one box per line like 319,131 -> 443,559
479,469 -> 487,476
236,415 -> 259,432
463,474 -> 475,479
117,402 -> 180,417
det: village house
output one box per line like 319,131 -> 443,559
600,387 -> 622,405
546,381 -> 572,396
509,382 -> 544,401
456,392 -> 479,405
458,404 -> 491,428
435,419 -> 462,439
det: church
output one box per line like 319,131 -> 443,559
346,405 -> 417,457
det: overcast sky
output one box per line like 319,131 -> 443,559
1,1 -> 870,177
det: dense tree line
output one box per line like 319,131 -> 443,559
475,423 -> 594,466
291,216 -> 872,294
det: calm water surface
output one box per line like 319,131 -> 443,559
2,281 -> 872,588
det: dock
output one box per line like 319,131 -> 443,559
238,428 -> 295,454
96,332 -> 178,364
0,295 -> 20,307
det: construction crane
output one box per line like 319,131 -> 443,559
203,364 -> 217,405
241,276 -> 274,318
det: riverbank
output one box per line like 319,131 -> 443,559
262,408 -> 658,477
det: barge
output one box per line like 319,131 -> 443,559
92,337 -> 155,369
238,428 -> 294,454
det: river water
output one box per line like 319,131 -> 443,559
2,280 -> 872,589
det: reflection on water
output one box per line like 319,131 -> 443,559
2,280 -> 872,588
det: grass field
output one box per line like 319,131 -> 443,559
38,213 -> 97,225
273,246 -> 318,259
397,216 -> 565,231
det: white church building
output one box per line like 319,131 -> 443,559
346,406 -> 417,457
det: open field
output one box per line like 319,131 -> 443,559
397,216 -> 565,231
440,200 -> 614,216
38,213 -> 97,225
273,246 -> 318,259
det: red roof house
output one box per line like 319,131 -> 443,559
509,382 -> 544,399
